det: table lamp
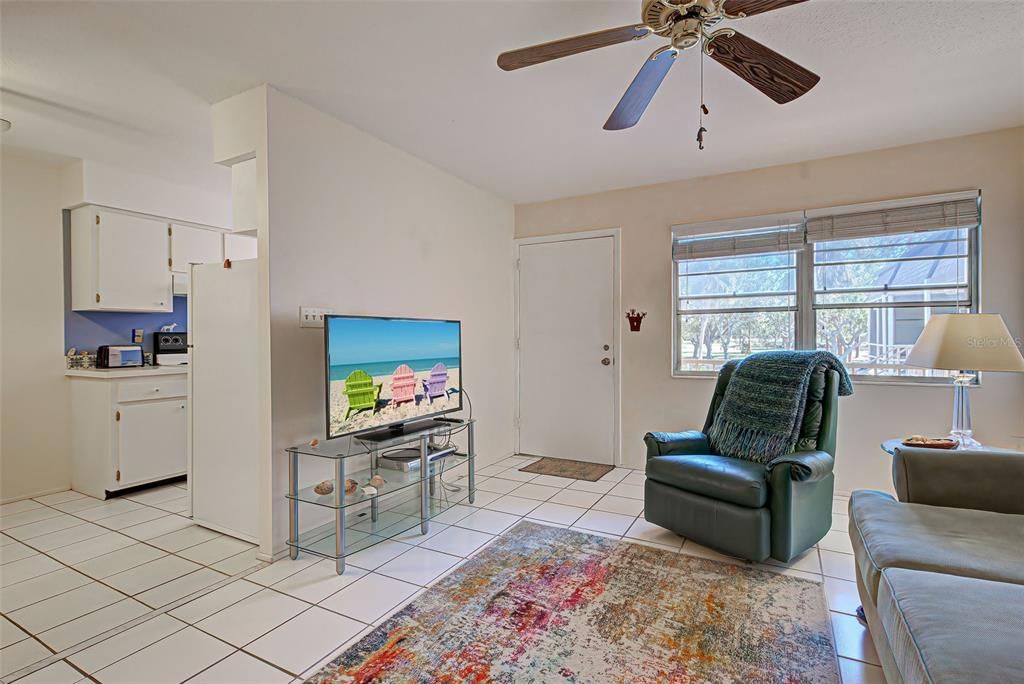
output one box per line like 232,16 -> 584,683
906,313 -> 1024,448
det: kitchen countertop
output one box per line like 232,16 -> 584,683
65,366 -> 188,379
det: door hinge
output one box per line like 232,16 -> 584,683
116,469 -> 121,482
96,292 -> 101,303
95,214 -> 100,225
115,410 -> 120,421
168,226 -> 172,236
168,257 -> 173,269
515,258 -> 520,271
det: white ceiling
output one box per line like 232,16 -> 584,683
2,1 -> 1023,203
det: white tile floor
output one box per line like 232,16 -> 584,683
0,462 -> 882,683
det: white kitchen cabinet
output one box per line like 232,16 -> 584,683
118,400 -> 187,485
170,223 -> 223,273
68,368 -> 188,499
71,206 -> 172,312
224,233 -> 257,261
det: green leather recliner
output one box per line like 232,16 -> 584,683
643,363 -> 838,563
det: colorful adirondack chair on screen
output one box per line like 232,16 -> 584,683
390,364 -> 416,405
344,370 -> 382,419
421,363 -> 449,404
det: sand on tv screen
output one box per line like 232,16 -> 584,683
326,316 -> 461,439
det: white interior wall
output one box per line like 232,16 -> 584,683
516,127 -> 1024,494
60,159 -> 232,228
1,149 -> 72,501
257,88 -> 516,553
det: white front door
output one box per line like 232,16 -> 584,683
517,234 -> 617,464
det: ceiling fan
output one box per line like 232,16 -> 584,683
497,0 -> 820,132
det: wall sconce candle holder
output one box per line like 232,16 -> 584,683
626,309 -> 647,332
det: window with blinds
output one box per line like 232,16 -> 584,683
674,217 -> 804,373
808,196 -> 978,378
672,192 -> 980,379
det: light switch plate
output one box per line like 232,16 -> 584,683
299,307 -> 333,328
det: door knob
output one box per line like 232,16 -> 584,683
601,357 -> 611,366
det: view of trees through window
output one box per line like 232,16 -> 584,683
676,228 -> 973,378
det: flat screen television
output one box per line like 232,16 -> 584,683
325,315 -> 462,440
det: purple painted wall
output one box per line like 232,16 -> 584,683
64,297 -> 187,352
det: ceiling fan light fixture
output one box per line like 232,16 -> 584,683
497,0 -> 818,131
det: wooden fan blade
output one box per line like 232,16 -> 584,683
497,25 -> 649,71
706,30 -> 819,104
604,49 -> 677,131
722,0 -> 809,17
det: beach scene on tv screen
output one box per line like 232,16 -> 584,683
328,317 -> 461,437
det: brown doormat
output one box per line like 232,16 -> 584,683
518,456 -> 614,482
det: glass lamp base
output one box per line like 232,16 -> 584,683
950,373 -> 982,449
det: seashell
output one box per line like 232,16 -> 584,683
313,480 -> 334,496
344,478 -> 358,494
367,475 -> 386,489
67,347 -> 77,357
309,438 -> 320,448
362,486 -> 377,497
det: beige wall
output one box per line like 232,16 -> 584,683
1,149 -> 71,501
516,127 -> 1024,493
263,89 -> 516,551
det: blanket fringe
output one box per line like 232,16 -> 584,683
708,418 -> 795,462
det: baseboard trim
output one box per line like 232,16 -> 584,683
0,484 -> 73,505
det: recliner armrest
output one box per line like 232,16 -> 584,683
891,444 -> 1024,514
767,450 -> 834,482
643,431 -> 710,459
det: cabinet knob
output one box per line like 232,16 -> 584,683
154,388 -> 160,392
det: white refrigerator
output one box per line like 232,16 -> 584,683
188,258 -> 260,542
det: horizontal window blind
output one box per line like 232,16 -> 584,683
672,225 -> 803,261
806,198 -> 978,243
672,191 -> 980,379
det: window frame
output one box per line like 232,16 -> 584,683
671,192 -> 981,384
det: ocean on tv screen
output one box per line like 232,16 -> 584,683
327,317 -> 461,437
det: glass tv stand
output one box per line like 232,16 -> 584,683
285,419 -> 475,574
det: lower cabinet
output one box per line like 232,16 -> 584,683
69,371 -> 188,499
117,400 -> 187,486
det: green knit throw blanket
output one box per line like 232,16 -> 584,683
707,351 -> 853,463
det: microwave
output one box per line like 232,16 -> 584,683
96,345 -> 144,368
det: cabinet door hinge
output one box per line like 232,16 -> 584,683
95,214 -> 100,225
96,292 -> 101,303
168,257 -> 173,269
115,410 -> 120,421
116,469 -> 121,482
168,226 -> 172,237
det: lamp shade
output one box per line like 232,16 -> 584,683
906,314 -> 1024,372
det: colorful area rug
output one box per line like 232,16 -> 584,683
307,522 -> 839,683
517,456 -> 614,482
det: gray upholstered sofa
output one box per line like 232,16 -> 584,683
849,443 -> 1024,684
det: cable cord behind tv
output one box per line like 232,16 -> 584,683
435,388 -> 472,494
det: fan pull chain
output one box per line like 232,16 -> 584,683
697,41 -> 708,151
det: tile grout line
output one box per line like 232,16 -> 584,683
2,553 -> 269,683
5,472 -> 875,682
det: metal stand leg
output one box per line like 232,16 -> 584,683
370,448 -> 379,523
468,422 -> 476,505
336,458 -> 346,575
288,451 -> 299,560
420,434 -> 429,534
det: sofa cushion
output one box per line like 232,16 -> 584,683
878,568 -> 1024,684
646,454 -> 768,508
849,490 -> 1024,600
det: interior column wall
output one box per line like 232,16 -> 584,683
262,88 -> 516,552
